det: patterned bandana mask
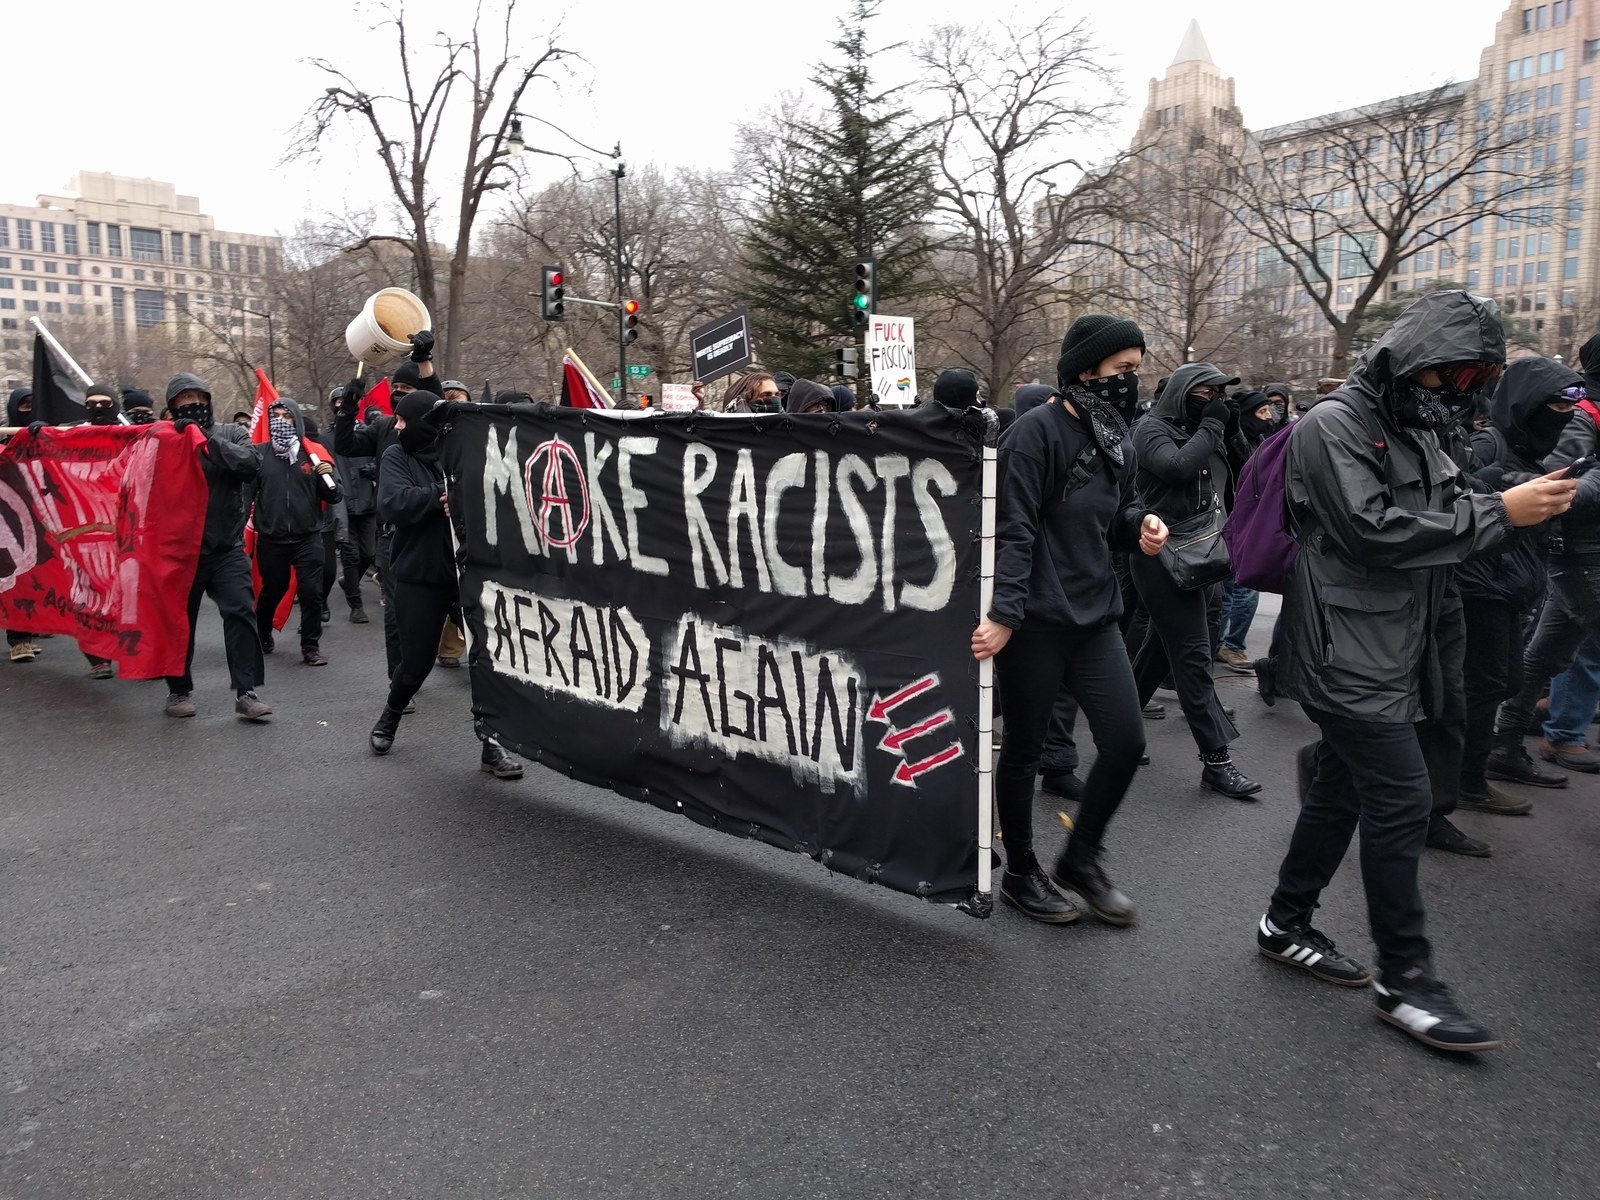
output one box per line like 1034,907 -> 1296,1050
268,412 -> 297,461
1071,372 -> 1137,466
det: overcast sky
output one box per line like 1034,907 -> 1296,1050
6,0 -> 1512,238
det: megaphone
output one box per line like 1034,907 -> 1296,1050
345,288 -> 432,363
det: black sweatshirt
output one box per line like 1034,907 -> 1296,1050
989,398 -> 1146,631
376,444 -> 454,586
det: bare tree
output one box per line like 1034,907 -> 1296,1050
1220,84 -> 1540,374
914,16 -> 1126,393
290,0 -> 576,363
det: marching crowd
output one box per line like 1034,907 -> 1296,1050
5,287 -> 1598,1056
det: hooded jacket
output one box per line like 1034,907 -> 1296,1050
334,373 -> 443,494
784,379 -> 838,414
990,387 -> 1148,631
376,393 -> 453,586
1274,290 -> 1514,723
164,373 -> 261,555
1539,398 -> 1600,564
1131,362 -> 1234,525
1456,357 -> 1578,606
7,386 -> 32,426
254,397 -> 342,541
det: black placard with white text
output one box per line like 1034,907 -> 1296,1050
687,308 -> 753,385
442,404 -> 988,906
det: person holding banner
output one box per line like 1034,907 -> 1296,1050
161,373 -> 273,722
366,390 -> 523,780
973,315 -> 1168,927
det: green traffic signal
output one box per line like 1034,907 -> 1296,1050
853,293 -> 870,310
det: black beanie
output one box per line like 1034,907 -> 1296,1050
121,387 -> 154,413
1056,314 -> 1146,389
393,361 -> 425,389
84,381 -> 118,404
932,369 -> 980,409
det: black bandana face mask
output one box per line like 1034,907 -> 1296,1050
1081,371 -> 1140,420
126,410 -> 156,426
1393,383 -> 1458,431
174,401 -> 213,430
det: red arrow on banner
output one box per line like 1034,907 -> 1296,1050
878,709 -> 954,753
867,674 -> 939,723
893,743 -> 965,787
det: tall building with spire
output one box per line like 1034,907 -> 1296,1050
1058,3 -> 1600,382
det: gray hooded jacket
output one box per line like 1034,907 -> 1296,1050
1274,290 -> 1514,723
1131,362 -> 1234,525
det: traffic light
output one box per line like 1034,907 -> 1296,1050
622,298 -> 640,344
850,258 -> 876,330
835,346 -> 859,378
540,265 -> 565,321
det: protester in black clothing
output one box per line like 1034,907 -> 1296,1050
302,414 -> 344,624
1446,356 -> 1582,845
973,314 -> 1168,926
785,379 -> 842,414
251,397 -> 339,667
161,373 -> 273,722
830,384 -> 857,412
334,335 -> 441,678
83,382 -> 121,426
331,386 -> 378,623
1488,333 -> 1600,785
367,390 -> 522,779
1129,362 -> 1262,799
1258,290 -> 1575,1053
5,387 -> 43,664
122,388 -> 156,425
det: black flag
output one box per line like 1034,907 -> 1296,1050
30,332 -> 86,425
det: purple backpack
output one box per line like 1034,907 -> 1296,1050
1223,421 -> 1298,593
1223,394 -> 1386,594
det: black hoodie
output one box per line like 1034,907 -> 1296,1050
990,388 -> 1147,631
1131,362 -> 1235,525
376,392 -> 453,585
254,397 -> 342,541
164,373 -> 262,555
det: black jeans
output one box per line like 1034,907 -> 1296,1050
6,631 -> 37,646
165,546 -> 263,697
1041,687 -> 1080,774
386,579 -> 457,711
1418,588 -> 1467,820
256,535 -> 325,654
375,530 -> 401,679
1460,596 -> 1526,792
320,527 -> 339,608
341,512 -> 378,610
1495,561 -> 1600,746
995,622 -> 1145,863
1130,554 -> 1238,753
1269,705 -> 1433,982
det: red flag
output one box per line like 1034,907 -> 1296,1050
247,368 -> 279,444
0,424 -> 209,678
360,378 -> 393,418
561,352 -> 612,409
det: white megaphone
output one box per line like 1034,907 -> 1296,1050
345,288 -> 432,363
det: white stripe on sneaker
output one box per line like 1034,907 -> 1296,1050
1304,952 -> 1323,966
1389,1002 -> 1442,1033
1293,946 -> 1315,963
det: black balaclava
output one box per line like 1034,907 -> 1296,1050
1520,403 -> 1575,462
396,390 -> 441,456
85,384 -> 120,426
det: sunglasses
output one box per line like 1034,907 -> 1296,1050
1437,362 -> 1503,395
1561,385 -> 1589,401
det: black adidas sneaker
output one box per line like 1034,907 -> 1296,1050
1256,916 -> 1372,987
1373,974 -> 1502,1053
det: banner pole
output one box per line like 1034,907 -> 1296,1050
975,437 -> 998,905
29,316 -> 94,387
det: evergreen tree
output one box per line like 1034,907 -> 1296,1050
741,0 -> 936,381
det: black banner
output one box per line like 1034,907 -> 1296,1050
688,308 -> 753,385
442,403 -> 990,906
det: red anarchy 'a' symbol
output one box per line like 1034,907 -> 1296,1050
524,436 -> 590,550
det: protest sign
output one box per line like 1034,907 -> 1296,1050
660,384 -> 697,412
688,308 -> 753,385
867,315 -> 917,407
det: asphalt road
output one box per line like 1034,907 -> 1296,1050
2,587 -> 1598,1199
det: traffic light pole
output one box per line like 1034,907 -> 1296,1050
613,150 -> 627,398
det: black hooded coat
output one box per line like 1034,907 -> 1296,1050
376,392 -> 453,586
1131,362 -> 1235,525
254,397 -> 341,541
166,373 -> 261,555
1274,291 -> 1515,723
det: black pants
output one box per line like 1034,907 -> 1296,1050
320,528 -> 339,608
386,580 -> 457,711
256,535 -> 325,654
1495,561 -> 1600,745
375,530 -> 401,678
1041,687 -> 1080,775
1130,554 -> 1238,753
341,512 -> 378,610
165,546 -> 263,697
6,631 -> 37,646
1269,705 -> 1432,982
1460,596 -> 1526,793
1417,588 -> 1467,820
995,622 -> 1145,863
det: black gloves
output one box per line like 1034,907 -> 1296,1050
357,463 -> 379,481
408,330 -> 435,363
1200,396 -> 1231,426
173,418 -> 198,434
27,422 -> 45,437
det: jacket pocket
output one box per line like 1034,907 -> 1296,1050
1320,585 -> 1414,683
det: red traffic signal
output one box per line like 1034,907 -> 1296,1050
623,299 -> 640,315
541,265 -> 566,321
550,271 -> 564,287
622,298 -> 640,344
